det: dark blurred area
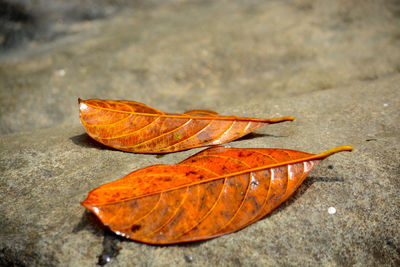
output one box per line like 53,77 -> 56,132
0,0 -> 155,50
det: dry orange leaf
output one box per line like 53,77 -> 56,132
78,98 -> 294,153
82,145 -> 353,244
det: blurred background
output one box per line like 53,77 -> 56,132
0,0 -> 156,50
1,0 -> 399,135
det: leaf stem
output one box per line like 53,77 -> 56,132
315,146 -> 354,159
262,116 -> 295,124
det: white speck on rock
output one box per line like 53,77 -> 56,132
383,103 -> 388,107
56,69 -> 66,76
328,207 -> 336,214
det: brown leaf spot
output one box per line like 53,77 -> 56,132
131,224 -> 141,232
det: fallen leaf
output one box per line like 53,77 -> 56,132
82,145 -> 353,244
78,99 -> 294,153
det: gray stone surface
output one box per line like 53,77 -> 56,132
1,0 -> 400,266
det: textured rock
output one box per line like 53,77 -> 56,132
1,0 -> 400,266
1,75 -> 399,266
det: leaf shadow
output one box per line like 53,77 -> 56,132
70,133 -> 117,151
74,211 -> 126,265
98,229 -> 126,265
73,210 -> 107,237
235,132 -> 287,142
267,176 -> 345,216
69,132 -> 284,154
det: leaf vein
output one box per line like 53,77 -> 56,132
210,121 -> 235,144
176,178 -> 228,239
215,172 -> 252,234
123,118 -> 192,149
148,187 -> 190,236
159,119 -> 215,151
104,117 -> 161,141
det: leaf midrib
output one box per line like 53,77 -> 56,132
88,148 -> 347,206
82,101 -> 291,123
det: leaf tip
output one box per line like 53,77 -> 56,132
81,199 -> 102,217
263,116 -> 295,124
336,145 -> 354,152
79,99 -> 89,112
318,145 -> 353,158
80,199 -> 90,209
285,116 -> 295,121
